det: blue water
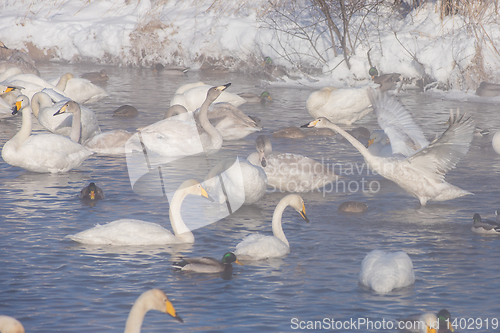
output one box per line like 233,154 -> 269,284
1,63 -> 500,332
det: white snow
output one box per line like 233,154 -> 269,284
0,0 -> 499,91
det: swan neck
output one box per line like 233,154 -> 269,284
56,74 -> 71,90
271,199 -> 290,247
69,105 -> 82,143
198,97 -> 222,150
11,106 -> 33,147
325,122 -> 373,160
168,188 -> 194,243
123,294 -> 149,333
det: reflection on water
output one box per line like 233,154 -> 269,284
0,63 -> 500,332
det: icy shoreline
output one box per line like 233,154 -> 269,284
0,0 -> 499,91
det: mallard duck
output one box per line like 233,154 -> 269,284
471,213 -> 500,234
238,91 -> 272,104
80,69 -> 108,83
358,249 -> 415,293
369,67 -> 401,92
67,179 -> 212,245
2,96 -> 92,173
337,201 -> 368,213
303,93 -> 474,205
79,182 -> 105,202
234,194 -> 309,260
475,81 -> 500,97
398,309 -> 454,333
153,63 -> 189,76
272,126 -> 306,139
172,252 -> 243,273
0,315 -> 25,333
112,105 -> 138,117
124,289 -> 183,333
247,135 -> 338,193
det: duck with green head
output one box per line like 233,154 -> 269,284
172,252 -> 243,273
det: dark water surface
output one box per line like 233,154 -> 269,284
1,63 -> 500,332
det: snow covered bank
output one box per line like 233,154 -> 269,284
0,0 -> 499,91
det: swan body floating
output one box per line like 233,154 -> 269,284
124,289 -> 183,333
50,72 -> 108,104
358,249 -> 415,293
492,132 -> 500,155
67,179 -> 211,245
247,135 -> 338,193
170,82 -> 246,112
234,194 -> 309,260
205,157 -> 267,206
471,213 -> 500,234
138,84 -> 229,157
398,309 -> 453,333
0,315 -> 25,333
173,252 -> 243,273
306,86 -> 372,125
2,96 -> 92,173
303,96 -> 474,206
84,129 -> 134,155
31,90 -> 101,143
165,102 -> 261,141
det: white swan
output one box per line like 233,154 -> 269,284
84,129 -> 134,155
367,130 -> 393,157
124,289 -> 183,332
67,179 -> 211,245
170,82 -> 246,112
50,72 -> 108,104
165,102 -> 261,141
31,90 -> 101,143
303,109 -> 474,206
204,157 -> 267,206
0,315 -> 25,333
492,131 -> 500,155
1,72 -> 66,100
358,249 -> 415,293
247,135 -> 338,193
234,194 -> 309,260
368,89 -> 429,157
306,86 -> 372,125
1,96 -> 92,173
138,84 -> 228,157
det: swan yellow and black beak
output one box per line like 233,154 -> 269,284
298,203 -> 310,223
200,185 -> 215,202
166,299 -> 183,323
216,83 -> 231,92
301,119 -> 318,128
11,100 -> 22,115
54,101 -> 70,116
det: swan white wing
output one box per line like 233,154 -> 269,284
404,111 -> 474,183
84,130 -> 133,155
368,89 -> 429,156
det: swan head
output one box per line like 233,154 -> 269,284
0,84 -> 18,95
287,194 -> 309,223
221,252 -> 243,266
255,135 -> 272,167
205,83 -> 231,103
53,100 -> 80,116
179,179 -> 214,202
301,117 -> 331,129
436,309 -> 454,332
164,104 -> 188,119
11,95 -> 30,115
367,130 -> 389,147
143,289 -> 183,323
